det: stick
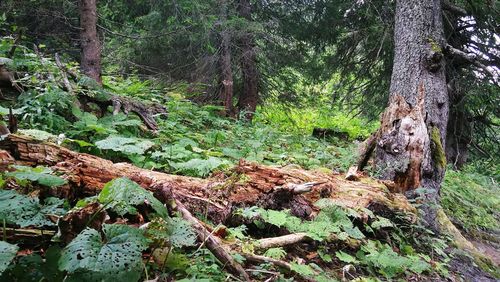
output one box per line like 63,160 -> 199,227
256,233 -> 310,250
161,188 -> 250,281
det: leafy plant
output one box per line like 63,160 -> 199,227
5,165 -> 67,187
0,241 -> 18,274
97,177 -> 168,218
59,224 -> 150,282
0,190 -> 66,227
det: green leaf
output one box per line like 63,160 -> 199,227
335,251 -> 358,263
264,247 -> 286,260
59,224 -> 149,282
371,216 -> 394,229
0,190 -> 66,227
98,178 -> 168,218
289,263 -> 315,277
171,157 -> 229,177
6,165 -> 67,187
95,136 -> 154,155
166,218 -> 197,248
0,241 -> 18,274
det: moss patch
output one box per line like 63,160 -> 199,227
430,127 -> 446,169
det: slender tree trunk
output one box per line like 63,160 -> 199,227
79,0 -> 102,84
218,0 -> 235,117
237,0 -> 259,120
374,0 -> 449,229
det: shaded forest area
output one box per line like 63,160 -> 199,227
0,0 -> 498,281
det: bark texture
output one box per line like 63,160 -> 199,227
79,0 -> 102,84
374,0 -> 449,228
218,0 -> 235,117
237,0 -> 259,120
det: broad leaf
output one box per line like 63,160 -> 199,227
0,241 -> 18,274
6,165 -> 67,187
0,190 -> 66,227
59,224 -> 149,282
98,177 -> 168,218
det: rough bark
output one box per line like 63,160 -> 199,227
218,0 -> 235,117
79,0 -> 102,85
237,0 -> 259,120
374,0 -> 449,229
0,134 -> 416,224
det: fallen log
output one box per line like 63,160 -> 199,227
0,134 -> 416,224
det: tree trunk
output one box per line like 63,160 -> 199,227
237,0 -> 259,120
0,134 -> 416,224
374,0 -> 449,229
218,0 -> 235,117
79,0 -> 102,85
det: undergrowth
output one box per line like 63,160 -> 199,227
1,37 -> 498,281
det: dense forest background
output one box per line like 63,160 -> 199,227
0,0 -> 498,281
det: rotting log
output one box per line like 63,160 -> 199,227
0,134 -> 416,224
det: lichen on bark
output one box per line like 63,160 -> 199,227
430,126 -> 447,169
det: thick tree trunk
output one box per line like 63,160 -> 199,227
218,0 -> 235,117
237,0 -> 259,120
79,0 -> 102,84
0,134 -> 416,223
374,0 -> 449,229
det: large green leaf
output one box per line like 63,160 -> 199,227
6,165 -> 67,187
0,190 -> 66,227
98,177 -> 168,218
0,241 -> 18,274
59,224 -> 149,282
95,136 -> 154,155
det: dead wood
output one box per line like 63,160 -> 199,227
356,132 -> 378,171
256,233 -> 310,250
0,134 -> 416,223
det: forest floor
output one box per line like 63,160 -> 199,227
0,40 -> 499,281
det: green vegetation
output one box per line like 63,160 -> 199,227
441,168 -> 500,234
0,0 -> 498,279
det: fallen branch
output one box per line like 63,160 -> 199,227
356,132 -> 378,171
256,233 -> 310,250
160,187 -> 250,281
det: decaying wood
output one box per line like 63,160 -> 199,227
375,84 -> 429,192
345,166 -> 360,181
357,132 -> 377,171
0,134 -> 416,223
256,233 -> 310,250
